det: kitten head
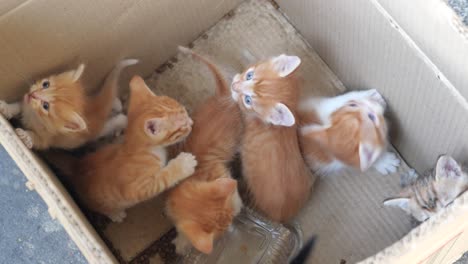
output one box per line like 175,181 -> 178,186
230,54 -> 301,127
126,76 -> 192,146
22,64 -> 87,133
384,155 -> 468,222
167,177 -> 242,254
304,89 -> 388,171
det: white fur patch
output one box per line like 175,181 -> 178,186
151,147 -> 168,166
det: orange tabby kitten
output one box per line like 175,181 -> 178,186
166,47 -> 243,254
0,59 -> 137,149
298,89 -> 400,175
230,54 -> 314,223
50,75 -> 196,222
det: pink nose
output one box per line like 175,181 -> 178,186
231,82 -> 241,92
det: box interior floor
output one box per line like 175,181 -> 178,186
76,1 -> 415,263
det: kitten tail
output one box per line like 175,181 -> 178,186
178,46 -> 229,96
91,59 -> 139,120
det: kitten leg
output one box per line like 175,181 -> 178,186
15,129 -> 50,150
107,210 -> 127,223
0,101 -> 21,119
128,152 -> 197,202
112,98 -> 123,113
97,114 -> 128,138
152,152 -> 197,191
373,151 -> 401,175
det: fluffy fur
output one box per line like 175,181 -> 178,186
48,75 -> 196,222
231,54 -> 314,222
0,59 -> 137,149
166,47 -> 243,255
384,155 -> 468,222
298,89 -> 400,175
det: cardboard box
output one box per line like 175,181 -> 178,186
0,0 -> 467,263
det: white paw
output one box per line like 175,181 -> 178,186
112,114 -> 128,135
108,211 -> 127,223
374,152 -> 400,175
112,98 -> 123,113
175,152 -> 197,177
15,128 -> 33,149
0,101 -> 15,119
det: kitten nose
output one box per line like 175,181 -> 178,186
231,82 -> 241,92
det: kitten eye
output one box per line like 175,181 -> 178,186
349,103 -> 357,107
42,101 -> 49,111
245,71 -> 254,81
368,113 -> 375,122
42,80 -> 50,89
244,95 -> 252,106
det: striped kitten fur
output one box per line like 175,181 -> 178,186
384,155 -> 468,222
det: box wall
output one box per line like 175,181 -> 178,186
277,0 -> 468,172
378,0 -> 468,101
0,0 -> 243,101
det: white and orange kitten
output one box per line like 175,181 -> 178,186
384,155 -> 468,222
0,59 -> 137,149
298,89 -> 400,176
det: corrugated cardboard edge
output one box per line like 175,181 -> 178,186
358,191 -> 468,264
0,116 -> 117,264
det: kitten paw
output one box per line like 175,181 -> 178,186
374,152 -> 400,175
175,152 -> 197,177
108,211 -> 127,223
15,128 -> 33,149
0,101 -> 15,119
112,98 -> 123,113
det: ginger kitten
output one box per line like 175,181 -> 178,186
0,59 -> 137,149
298,89 -> 400,175
166,47 -> 243,254
384,155 -> 468,222
231,54 -> 314,223
49,75 -> 196,222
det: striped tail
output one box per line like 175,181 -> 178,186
91,59 -> 139,121
178,46 -> 230,96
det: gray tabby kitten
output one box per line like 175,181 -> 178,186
384,155 -> 468,222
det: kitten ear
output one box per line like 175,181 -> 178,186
436,155 -> 462,181
144,118 -> 163,136
180,221 -> 214,254
70,64 -> 85,82
271,54 -> 301,77
63,112 -> 87,132
359,143 -> 381,171
383,197 -> 410,213
128,75 -> 155,113
215,178 -> 237,196
267,103 -> 295,127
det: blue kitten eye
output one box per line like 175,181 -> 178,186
42,80 -> 50,89
42,101 -> 49,110
245,71 -> 254,81
244,95 -> 252,105
368,113 -> 375,122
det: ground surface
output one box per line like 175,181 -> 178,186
0,0 -> 467,263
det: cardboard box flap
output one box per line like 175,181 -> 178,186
0,0 -> 27,16
0,0 -> 242,102
378,0 -> 468,101
276,0 -> 468,172
359,191 -> 468,264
